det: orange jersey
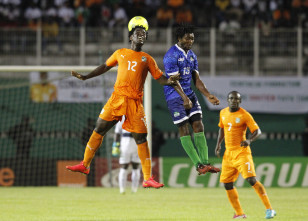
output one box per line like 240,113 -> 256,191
106,48 -> 163,99
218,107 -> 259,151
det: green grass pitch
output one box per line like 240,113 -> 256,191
0,187 -> 307,220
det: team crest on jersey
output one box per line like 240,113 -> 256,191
142,56 -> 147,62
190,57 -> 194,62
174,112 -> 180,117
235,117 -> 240,123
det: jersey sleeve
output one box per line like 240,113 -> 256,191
218,110 -> 224,128
163,52 -> 179,76
245,111 -> 259,133
106,50 -> 119,67
148,55 -> 163,80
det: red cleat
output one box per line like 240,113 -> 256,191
233,214 -> 247,219
143,176 -> 164,189
197,163 -> 220,175
66,161 -> 90,175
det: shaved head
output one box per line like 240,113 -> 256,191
227,91 -> 241,112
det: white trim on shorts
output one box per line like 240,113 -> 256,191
168,71 -> 179,76
173,110 -> 202,125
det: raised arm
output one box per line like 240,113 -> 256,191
192,70 -> 220,105
215,127 -> 225,158
71,63 -> 113,81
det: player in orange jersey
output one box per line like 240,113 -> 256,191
66,16 -> 183,188
215,91 -> 276,219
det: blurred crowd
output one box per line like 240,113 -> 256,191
1,0 -> 308,30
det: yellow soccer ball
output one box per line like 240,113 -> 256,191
128,16 -> 149,31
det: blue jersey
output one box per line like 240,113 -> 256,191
163,44 -> 198,101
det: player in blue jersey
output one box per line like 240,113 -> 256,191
163,24 -> 220,175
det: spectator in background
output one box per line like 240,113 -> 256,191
30,71 -> 57,103
74,0 -> 90,26
86,0 -> 103,27
227,0 -> 243,24
22,3 -> 42,52
303,0 -> 308,15
156,4 -> 173,28
3,3 -> 23,52
128,0 -> 146,19
215,0 -> 230,27
55,0 -> 67,7
24,2 -> 42,29
215,0 -> 230,11
58,1 -> 75,27
5,3 -> 22,27
242,0 -> 257,27
8,116 -> 35,159
108,3 -> 127,40
269,0 -> 278,12
145,0 -> 161,25
0,0 -> 22,27
255,0 -> 269,21
259,18 -> 272,47
218,13 -> 241,56
272,5 -> 292,28
291,0 -> 302,26
167,0 -> 184,16
193,0 -> 214,27
219,13 -> 241,34
175,5 -> 193,26
108,3 -> 127,28
44,2 -> 58,18
0,0 -> 304,29
42,16 -> 62,54
101,3 -> 112,27
258,5 -> 273,37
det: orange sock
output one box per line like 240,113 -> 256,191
226,188 -> 245,216
252,181 -> 272,210
137,141 -> 151,181
83,131 -> 103,168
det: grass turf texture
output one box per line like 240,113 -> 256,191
0,187 -> 307,221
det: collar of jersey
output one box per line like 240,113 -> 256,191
175,44 -> 190,58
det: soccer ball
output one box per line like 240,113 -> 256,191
128,16 -> 149,31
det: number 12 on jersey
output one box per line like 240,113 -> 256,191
128,61 -> 137,71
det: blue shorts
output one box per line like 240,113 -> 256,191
166,93 -> 202,125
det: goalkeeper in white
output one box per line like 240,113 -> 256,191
112,117 -> 141,194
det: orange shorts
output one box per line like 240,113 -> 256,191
220,148 -> 256,183
99,92 -> 147,133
